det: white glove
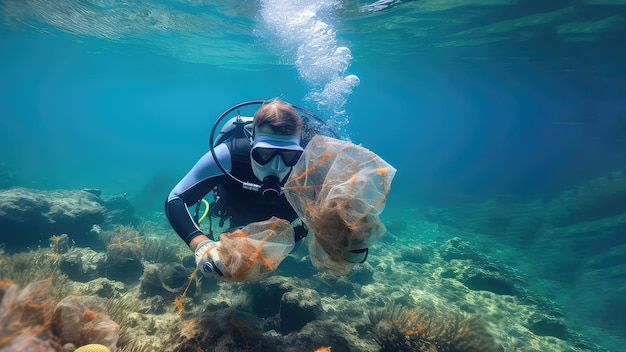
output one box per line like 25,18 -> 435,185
194,240 -> 226,279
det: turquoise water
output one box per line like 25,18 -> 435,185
2,1 -> 626,351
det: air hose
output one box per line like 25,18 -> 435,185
197,198 -> 210,224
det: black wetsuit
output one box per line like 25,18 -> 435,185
164,138 -> 298,246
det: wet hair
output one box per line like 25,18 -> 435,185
252,99 -> 302,136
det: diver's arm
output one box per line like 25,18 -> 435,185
165,144 -> 232,247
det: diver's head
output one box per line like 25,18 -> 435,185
252,99 -> 303,136
250,99 -> 304,195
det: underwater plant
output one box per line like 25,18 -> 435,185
99,224 -> 185,265
116,339 -> 154,352
49,234 -> 72,254
100,225 -> 145,283
368,303 -> 502,352
141,235 -> 185,264
173,308 -> 265,352
0,247 -> 70,299
99,225 -> 141,252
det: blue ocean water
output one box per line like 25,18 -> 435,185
2,0 -> 626,351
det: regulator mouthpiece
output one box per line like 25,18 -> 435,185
260,176 -> 282,197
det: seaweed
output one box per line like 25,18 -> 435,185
369,303 -> 502,352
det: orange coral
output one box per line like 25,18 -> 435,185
173,268 -> 198,314
110,226 -> 142,253
173,296 -> 184,314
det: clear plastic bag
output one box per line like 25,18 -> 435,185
52,295 -> 119,350
284,135 -> 396,275
216,217 -> 295,282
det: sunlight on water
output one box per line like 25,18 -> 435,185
257,0 -> 360,133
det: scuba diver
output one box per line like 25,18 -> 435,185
165,99 -> 325,280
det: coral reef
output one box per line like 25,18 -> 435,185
0,188 -> 140,252
140,235 -> 184,264
1,184 -> 621,351
59,248 -> 107,283
368,303 -> 501,352
278,287 -> 324,334
100,194 -> 138,227
0,222 -> 180,352
105,240 -> 144,284
0,248 -> 68,290
174,309 -> 267,352
0,188 -> 105,250
140,263 -> 195,301
50,234 -> 71,254
425,167 -> 626,345
439,237 -> 525,297
98,225 -> 145,283
245,276 -> 298,318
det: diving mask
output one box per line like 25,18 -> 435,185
250,133 -> 304,194
252,147 -> 303,166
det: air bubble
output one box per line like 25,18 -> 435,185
258,0 -> 360,129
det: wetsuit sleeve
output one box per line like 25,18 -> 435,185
165,144 -> 231,246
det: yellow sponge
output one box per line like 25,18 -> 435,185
75,344 -> 111,352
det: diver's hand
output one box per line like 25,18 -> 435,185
194,240 -> 225,279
